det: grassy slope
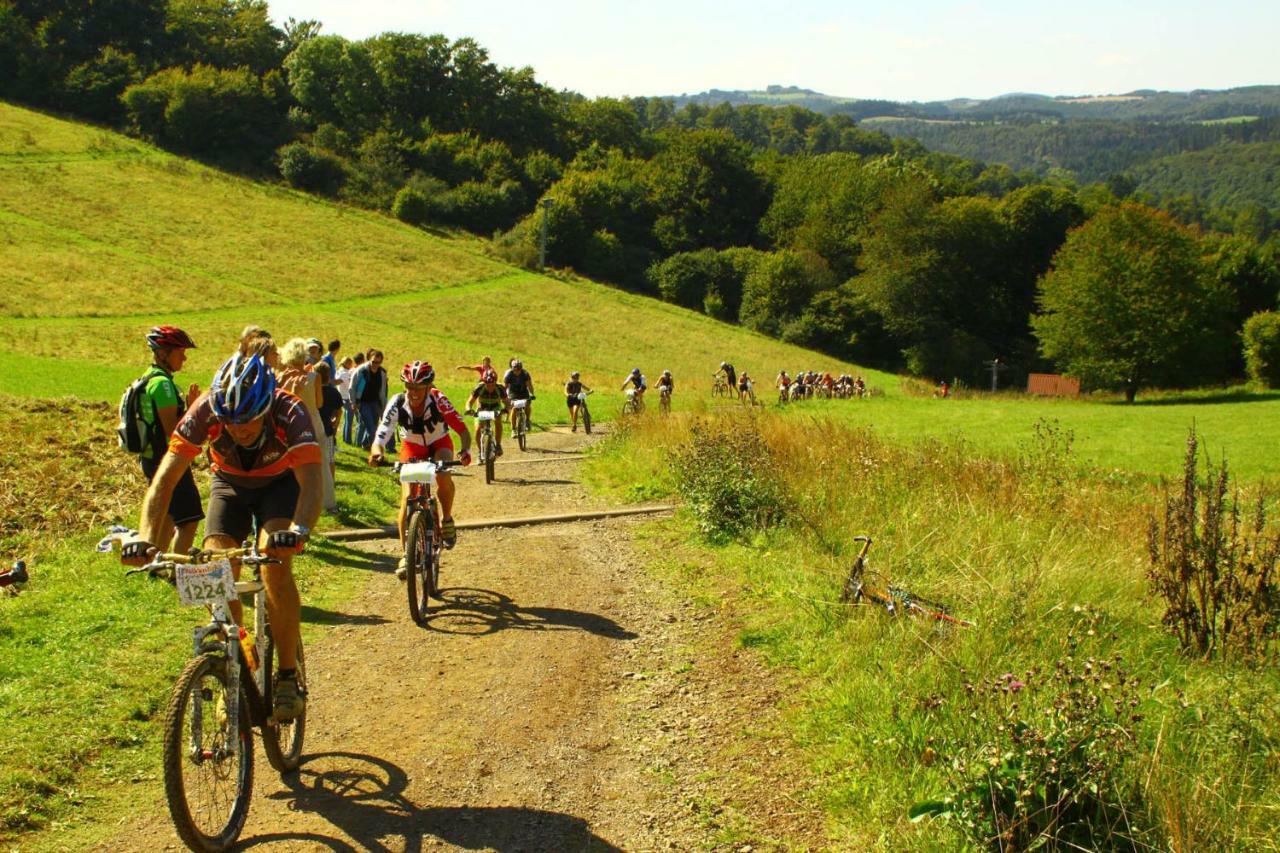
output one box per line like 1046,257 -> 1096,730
0,101 -> 861,415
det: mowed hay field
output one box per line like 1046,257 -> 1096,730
0,101 -> 867,415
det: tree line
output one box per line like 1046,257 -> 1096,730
3,1 -> 1278,395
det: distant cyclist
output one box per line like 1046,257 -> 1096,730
465,368 -> 509,454
565,371 -> 592,432
123,353 -> 322,722
738,371 -> 756,405
503,359 -> 536,442
621,367 -> 647,410
369,362 -> 472,577
656,370 -> 673,410
716,361 -> 736,392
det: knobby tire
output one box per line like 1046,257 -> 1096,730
163,653 -> 253,853
484,429 -> 495,484
260,631 -> 306,773
405,509 -> 434,625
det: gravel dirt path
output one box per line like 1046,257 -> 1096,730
101,426 -> 825,852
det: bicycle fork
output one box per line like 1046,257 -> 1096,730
190,617 -> 243,764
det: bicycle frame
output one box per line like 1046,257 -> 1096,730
129,548 -> 279,761
841,536 -> 974,628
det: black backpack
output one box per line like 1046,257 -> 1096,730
117,366 -> 167,454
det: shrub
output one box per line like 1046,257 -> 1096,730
917,643 -> 1147,850
277,142 -> 346,194
121,65 -> 285,161
391,185 -> 431,225
670,420 -> 786,541
1147,430 -> 1280,664
1242,311 -> 1280,388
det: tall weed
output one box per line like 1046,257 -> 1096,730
1147,430 -> 1280,663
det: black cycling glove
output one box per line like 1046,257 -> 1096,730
267,530 -> 303,550
122,540 -> 155,561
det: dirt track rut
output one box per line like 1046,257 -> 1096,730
101,427 -> 823,852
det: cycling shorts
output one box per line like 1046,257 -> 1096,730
566,395 -> 582,410
205,473 -> 298,545
140,456 -> 205,527
400,435 -> 454,464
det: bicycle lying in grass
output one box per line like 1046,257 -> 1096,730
841,536 -> 975,628
0,560 -> 28,593
396,459 -> 461,625
121,541 -> 307,852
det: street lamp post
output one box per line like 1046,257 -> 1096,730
538,198 -> 552,271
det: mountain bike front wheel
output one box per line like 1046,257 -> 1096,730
163,653 -> 253,853
260,632 -> 306,773
405,509 -> 435,625
582,405 -> 592,434
484,430 -> 495,484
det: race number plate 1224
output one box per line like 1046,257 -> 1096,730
175,559 -> 237,607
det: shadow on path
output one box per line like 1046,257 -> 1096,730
301,604 -> 392,627
420,587 -> 638,640
256,751 -> 623,852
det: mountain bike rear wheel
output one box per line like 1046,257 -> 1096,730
405,509 -> 435,625
163,653 -> 253,853
484,430 -> 495,484
260,632 -> 306,773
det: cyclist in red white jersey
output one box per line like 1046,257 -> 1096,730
368,361 -> 472,578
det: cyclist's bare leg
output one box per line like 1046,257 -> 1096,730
157,516 -> 177,556
203,532 -> 245,627
569,403 -> 578,429
396,481 -> 412,549
258,518 -> 300,671
174,520 -> 198,554
437,472 -> 455,520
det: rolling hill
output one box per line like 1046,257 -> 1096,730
0,101 -> 874,409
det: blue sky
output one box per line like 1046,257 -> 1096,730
266,0 -> 1278,102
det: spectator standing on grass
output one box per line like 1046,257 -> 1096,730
323,340 -> 340,375
315,361 -> 343,505
335,355 -> 356,445
135,326 -> 204,554
280,338 -> 335,510
305,338 -> 323,367
353,349 -> 389,451
457,355 -> 494,378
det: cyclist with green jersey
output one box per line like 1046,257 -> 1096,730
137,326 -> 203,555
564,371 -> 592,432
465,368 -> 509,455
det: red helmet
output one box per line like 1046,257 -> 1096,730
481,368 -> 498,383
146,325 -> 196,351
401,361 -> 435,385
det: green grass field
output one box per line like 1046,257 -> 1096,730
780,386 -> 1280,481
3,99 -> 1280,848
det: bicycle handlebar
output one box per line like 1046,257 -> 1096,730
0,561 -> 28,588
127,547 -> 279,579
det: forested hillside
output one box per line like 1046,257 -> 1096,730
2,1 -> 1277,392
